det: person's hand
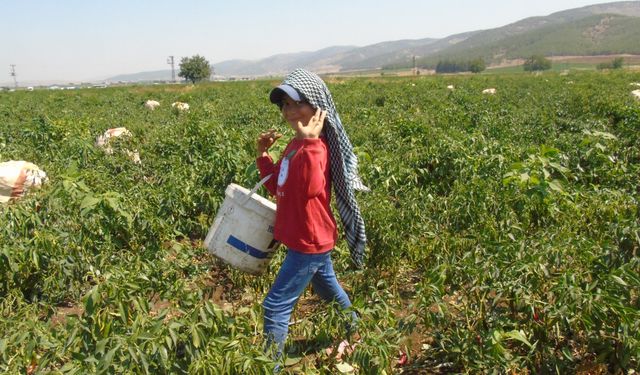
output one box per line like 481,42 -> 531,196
296,108 -> 326,139
256,129 -> 282,156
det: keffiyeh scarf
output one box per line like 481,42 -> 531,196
279,69 -> 369,268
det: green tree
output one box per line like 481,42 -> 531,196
469,58 -> 486,73
612,57 -> 624,69
523,55 -> 551,72
436,58 -> 486,73
178,55 -> 212,84
596,57 -> 624,70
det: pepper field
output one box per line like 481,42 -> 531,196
1,71 -> 639,374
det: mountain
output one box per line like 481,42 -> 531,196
213,46 -> 357,77
105,1 -> 640,81
402,5 -> 640,68
334,34 -> 477,71
107,70 -> 174,83
210,33 -> 479,77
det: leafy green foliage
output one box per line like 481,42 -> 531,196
178,55 -> 212,84
597,57 -> 625,70
524,55 -> 552,71
435,58 -> 486,73
0,71 -> 639,373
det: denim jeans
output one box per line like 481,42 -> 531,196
263,249 -> 357,359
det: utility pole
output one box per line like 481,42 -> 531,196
413,56 -> 417,75
167,56 -> 175,82
9,65 -> 17,88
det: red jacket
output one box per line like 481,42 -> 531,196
256,137 -> 337,253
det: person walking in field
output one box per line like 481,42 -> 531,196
255,68 -> 368,365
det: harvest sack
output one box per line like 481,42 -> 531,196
0,161 -> 47,203
95,127 -> 132,151
95,127 -> 141,164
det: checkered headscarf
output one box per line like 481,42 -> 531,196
278,69 -> 368,268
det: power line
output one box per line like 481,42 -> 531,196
167,56 -> 175,82
9,65 -> 17,88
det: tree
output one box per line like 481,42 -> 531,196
523,55 -> 551,72
596,57 -> 624,70
469,58 -> 486,73
612,57 -> 624,69
436,58 -> 486,74
178,55 -> 212,84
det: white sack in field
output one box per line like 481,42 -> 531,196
144,100 -> 160,110
95,127 -> 131,151
0,161 -> 47,203
171,102 -> 190,111
95,127 -> 141,164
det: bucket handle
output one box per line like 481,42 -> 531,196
240,174 -> 272,206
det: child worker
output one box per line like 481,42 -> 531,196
255,69 -> 368,362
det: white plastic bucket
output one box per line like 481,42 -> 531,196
204,175 -> 279,275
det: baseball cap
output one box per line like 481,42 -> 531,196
269,84 -> 303,104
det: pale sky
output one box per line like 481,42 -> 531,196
0,0 -> 625,84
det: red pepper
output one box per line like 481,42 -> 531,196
397,351 -> 408,367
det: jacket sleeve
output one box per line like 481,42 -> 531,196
256,155 -> 278,196
299,138 -> 328,198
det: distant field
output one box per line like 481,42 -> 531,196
372,55 -> 640,76
485,63 -> 599,74
552,54 -> 640,65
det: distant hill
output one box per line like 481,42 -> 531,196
334,33 -> 477,71
402,11 -> 640,68
106,1 -> 640,81
213,46 -> 357,77
107,70 -> 174,83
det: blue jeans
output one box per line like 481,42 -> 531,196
263,249 -> 357,358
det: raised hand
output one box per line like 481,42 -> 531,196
295,108 -> 326,139
256,128 -> 282,156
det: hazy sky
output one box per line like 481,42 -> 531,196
0,0 -> 623,84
